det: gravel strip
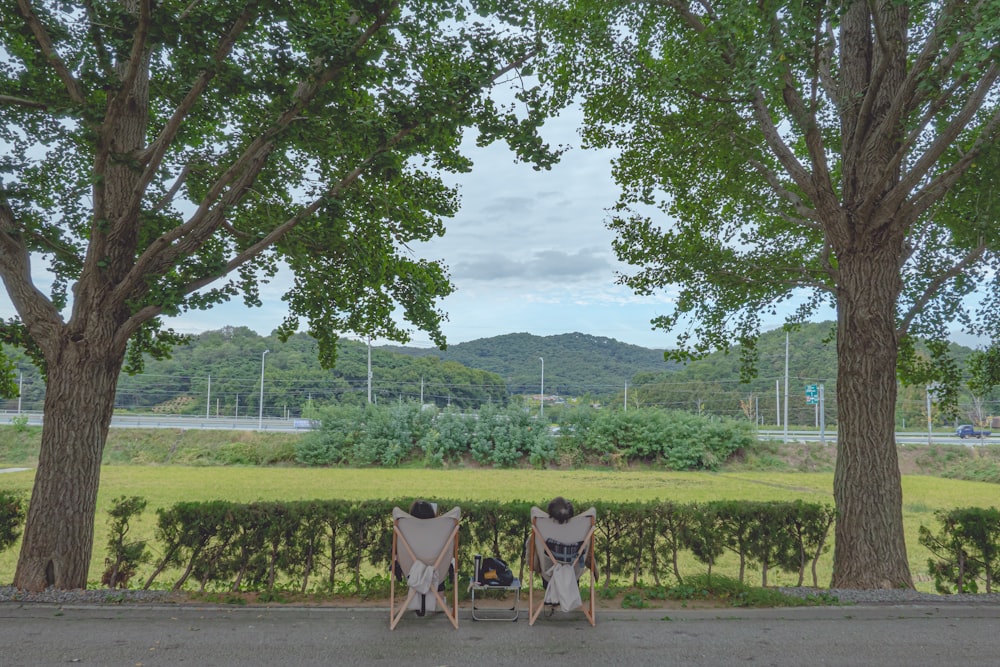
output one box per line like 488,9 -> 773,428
777,587 -> 1000,605
0,586 -> 175,605
4,585 -> 1000,607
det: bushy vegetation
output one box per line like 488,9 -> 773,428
132,498 -> 833,597
295,403 -> 750,470
0,490 -> 25,556
919,507 -> 1000,594
556,407 -> 754,469
101,496 -> 150,589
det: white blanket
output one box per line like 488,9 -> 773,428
543,562 -> 582,613
406,561 -> 439,611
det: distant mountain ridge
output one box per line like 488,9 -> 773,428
4,322 -> 979,416
379,331 -> 676,396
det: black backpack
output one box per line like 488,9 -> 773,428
478,556 -> 514,586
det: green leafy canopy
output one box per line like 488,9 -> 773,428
530,0 -> 1000,387
0,0 -> 560,372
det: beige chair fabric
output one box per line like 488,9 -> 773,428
527,505 -> 597,626
389,505 -> 461,630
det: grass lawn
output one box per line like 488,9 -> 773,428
2,465 -> 998,592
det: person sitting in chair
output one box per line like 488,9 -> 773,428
547,496 -> 574,523
528,497 -> 592,614
396,499 -> 452,613
409,499 -> 437,519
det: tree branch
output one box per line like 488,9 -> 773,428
910,107 -> 1000,221
712,264 -> 833,296
104,0 -> 153,129
816,19 -> 842,113
151,161 -> 194,214
0,201 -> 65,354
0,94 -> 47,110
880,63 -> 1000,221
863,3 -> 990,223
762,5 -> 836,214
884,2 -> 959,123
82,0 -> 115,80
122,1 -> 398,281
745,155 -> 821,229
114,116 -> 420,344
15,0 -> 87,105
897,242 -> 987,336
134,4 -> 257,188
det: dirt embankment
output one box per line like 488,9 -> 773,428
736,439 -> 1000,480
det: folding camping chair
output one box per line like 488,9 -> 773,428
527,505 -> 597,626
389,505 -> 461,630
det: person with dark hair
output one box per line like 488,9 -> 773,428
527,497 -> 579,583
527,498 -> 597,618
547,496 -> 574,524
409,499 -> 437,519
397,499 -> 451,609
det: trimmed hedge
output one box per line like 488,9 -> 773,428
919,507 -> 1000,594
138,499 -> 835,594
0,490 -> 25,555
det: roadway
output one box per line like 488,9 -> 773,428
0,411 -> 310,432
1,411 -> 994,445
2,602 -> 999,667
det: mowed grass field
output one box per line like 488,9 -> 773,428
3,465 -> 999,593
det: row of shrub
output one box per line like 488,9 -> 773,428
92,498 -> 834,594
919,507 -> 1000,594
296,403 -> 754,470
0,490 -> 24,555
6,493 -> 1000,596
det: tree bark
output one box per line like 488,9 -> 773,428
13,338 -> 124,590
831,243 -> 913,589
11,1 -> 149,591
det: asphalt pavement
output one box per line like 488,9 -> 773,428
3,602 -> 1000,666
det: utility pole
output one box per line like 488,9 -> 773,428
819,383 -> 826,446
776,379 -> 780,427
258,349 -> 269,430
539,357 -> 544,418
783,331 -> 789,444
927,386 -> 933,445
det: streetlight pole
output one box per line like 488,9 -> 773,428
783,331 -> 789,444
258,349 -> 269,430
539,357 -> 544,418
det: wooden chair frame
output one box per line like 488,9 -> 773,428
390,509 -> 460,630
527,508 -> 597,626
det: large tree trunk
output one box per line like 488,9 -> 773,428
12,2 -> 149,591
831,244 -> 913,589
13,339 -> 124,590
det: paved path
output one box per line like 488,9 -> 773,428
3,602 -> 1000,666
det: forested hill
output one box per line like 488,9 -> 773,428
3,327 -> 676,414
379,332 -> 675,396
5,322 -> 976,416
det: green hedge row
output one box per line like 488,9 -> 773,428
919,507 -> 1000,594
134,499 -> 836,594
0,490 -> 25,555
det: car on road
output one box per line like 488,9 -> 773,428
955,424 -> 991,439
